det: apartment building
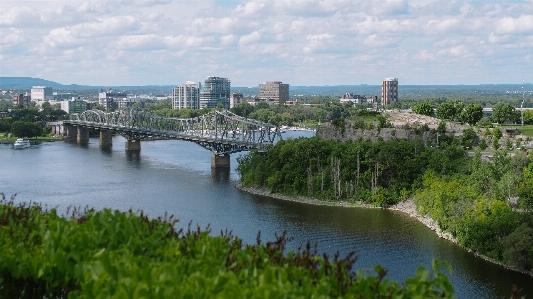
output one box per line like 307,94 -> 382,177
381,78 -> 398,106
172,81 -> 201,110
200,76 -> 231,109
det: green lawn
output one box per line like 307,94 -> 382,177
0,133 -> 62,143
498,124 -> 533,136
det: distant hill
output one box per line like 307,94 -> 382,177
0,77 -> 97,91
0,77 -> 174,92
1,77 -> 530,96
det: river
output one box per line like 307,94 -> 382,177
1,132 -> 531,298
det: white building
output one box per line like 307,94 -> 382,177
172,81 -> 201,110
230,93 -> 243,108
200,76 -> 231,109
31,86 -> 53,103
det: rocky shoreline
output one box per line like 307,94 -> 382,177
235,184 -> 533,277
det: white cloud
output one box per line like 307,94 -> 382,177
496,15 -> 533,35
0,0 -> 532,86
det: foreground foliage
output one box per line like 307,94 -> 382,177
0,195 -> 455,298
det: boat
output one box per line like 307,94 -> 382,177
13,138 -> 31,149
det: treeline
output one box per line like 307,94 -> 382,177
411,100 -> 533,125
237,137 -> 533,269
146,100 -> 369,126
0,102 -> 67,137
0,195 -> 455,298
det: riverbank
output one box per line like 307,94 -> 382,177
235,184 -> 533,277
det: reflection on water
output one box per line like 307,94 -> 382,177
126,151 -> 141,163
211,167 -> 230,183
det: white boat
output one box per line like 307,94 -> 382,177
13,138 -> 31,149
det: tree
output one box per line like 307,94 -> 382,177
412,102 -> 434,117
230,102 -> 255,118
461,127 -> 477,148
11,121 -> 42,138
478,138 -> 488,150
502,223 -> 533,268
491,102 -> 516,124
436,100 -> 464,121
460,104 -> 483,126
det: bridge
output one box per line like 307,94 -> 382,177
62,108 -> 283,167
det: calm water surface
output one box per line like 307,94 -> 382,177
1,133 -> 531,298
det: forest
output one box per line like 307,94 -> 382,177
236,136 -> 533,271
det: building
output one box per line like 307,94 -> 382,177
258,81 -> 289,104
200,76 -> 231,109
229,93 -> 243,108
172,81 -> 201,110
31,86 -> 53,103
98,90 -> 127,110
381,78 -> 398,106
339,93 -> 367,105
12,93 -> 31,106
60,97 -> 87,114
53,92 -> 77,101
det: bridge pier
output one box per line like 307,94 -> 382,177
99,131 -> 113,147
125,139 -> 141,151
77,127 -> 90,144
65,124 -> 77,141
211,154 -> 230,168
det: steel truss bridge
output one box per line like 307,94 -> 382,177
64,108 -> 283,155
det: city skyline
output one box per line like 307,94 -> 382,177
1,0 -> 532,87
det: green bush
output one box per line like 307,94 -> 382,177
0,195 -> 456,298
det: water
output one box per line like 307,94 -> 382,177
1,133 -> 531,298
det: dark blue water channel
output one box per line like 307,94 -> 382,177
1,132 -> 531,298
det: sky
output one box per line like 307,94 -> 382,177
0,0 -> 532,87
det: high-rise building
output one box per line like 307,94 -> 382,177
172,81 -> 201,110
200,76 -> 231,109
31,86 -> 53,103
258,81 -> 289,104
381,78 -> 398,106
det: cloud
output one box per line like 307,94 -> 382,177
496,15 -> 533,35
116,34 -> 164,50
1,0 -> 532,86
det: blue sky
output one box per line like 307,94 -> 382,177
1,0 -> 532,87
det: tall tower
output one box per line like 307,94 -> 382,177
381,78 -> 398,106
172,81 -> 201,110
200,76 -> 231,109
258,81 -> 289,104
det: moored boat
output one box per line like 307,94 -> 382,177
13,138 -> 31,149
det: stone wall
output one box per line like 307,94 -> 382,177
316,122 -> 436,143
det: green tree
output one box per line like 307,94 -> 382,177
230,102 -> 255,118
461,127 -> 476,148
491,102 -> 516,124
412,102 -> 435,117
436,101 -> 464,121
478,138 -> 488,150
11,121 -> 42,138
460,104 -> 483,126
502,223 -> 533,268
518,162 -> 533,211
